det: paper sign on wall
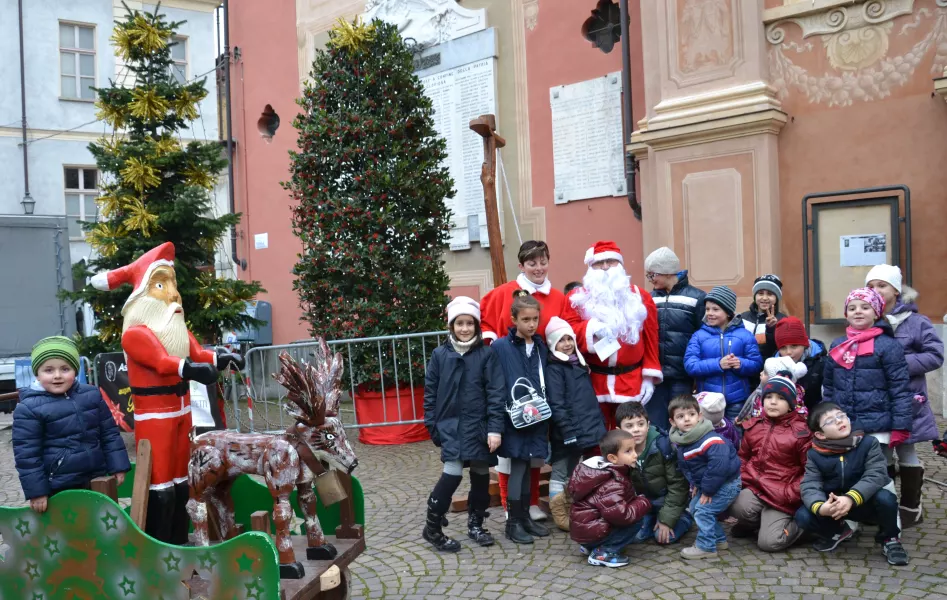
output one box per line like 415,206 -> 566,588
254,233 -> 268,249
840,233 -> 887,267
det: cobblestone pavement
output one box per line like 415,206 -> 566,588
3,425 -> 947,599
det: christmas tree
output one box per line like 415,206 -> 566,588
65,6 -> 263,355
286,18 -> 454,387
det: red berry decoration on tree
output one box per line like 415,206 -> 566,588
284,19 -> 454,388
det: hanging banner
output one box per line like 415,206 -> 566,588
96,352 -> 134,432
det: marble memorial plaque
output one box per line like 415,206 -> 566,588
550,72 -> 625,204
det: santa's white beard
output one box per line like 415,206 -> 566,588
123,296 -> 190,359
570,265 -> 648,345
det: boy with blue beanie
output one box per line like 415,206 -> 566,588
13,336 -> 130,513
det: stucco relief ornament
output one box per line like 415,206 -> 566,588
363,0 -> 486,48
767,0 -> 947,106
680,0 -> 733,73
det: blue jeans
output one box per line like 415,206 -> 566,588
649,379 -> 694,429
794,488 -> 900,543
688,477 -> 742,552
589,523 -> 644,553
724,402 -> 742,421
628,509 -> 693,545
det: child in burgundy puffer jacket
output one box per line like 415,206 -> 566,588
568,429 -> 652,568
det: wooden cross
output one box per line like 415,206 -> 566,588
469,114 -> 508,287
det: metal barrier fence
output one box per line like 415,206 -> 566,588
232,331 -> 448,434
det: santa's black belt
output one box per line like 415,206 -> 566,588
588,361 -> 642,376
131,381 -> 189,397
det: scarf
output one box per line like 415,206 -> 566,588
829,327 -> 883,369
568,353 -> 580,365
812,430 -> 864,455
517,273 -> 551,296
669,418 -> 713,446
449,334 -> 479,356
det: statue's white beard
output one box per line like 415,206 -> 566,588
570,265 -> 648,345
123,296 -> 190,359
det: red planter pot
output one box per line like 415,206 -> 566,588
353,385 -> 430,445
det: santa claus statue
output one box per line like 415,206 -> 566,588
91,242 -> 244,544
562,240 -> 662,430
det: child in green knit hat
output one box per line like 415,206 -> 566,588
13,336 -> 130,513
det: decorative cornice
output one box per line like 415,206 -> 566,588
628,109 -> 787,156
644,81 -> 783,131
764,0 -> 916,45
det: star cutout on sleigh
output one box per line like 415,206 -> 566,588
122,541 -> 138,559
15,518 -> 30,537
24,561 -> 39,581
101,512 -> 118,531
146,570 -> 162,588
236,552 -> 254,573
43,537 -> 60,557
183,570 -> 212,598
198,552 -> 217,570
162,551 -> 181,572
119,575 -> 136,596
62,508 -> 77,524
245,580 -> 264,600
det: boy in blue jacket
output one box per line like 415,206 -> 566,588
794,402 -> 909,565
685,286 -> 763,421
668,395 -> 741,560
13,337 -> 130,513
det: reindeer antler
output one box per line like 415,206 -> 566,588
312,338 -> 344,418
274,351 -> 325,426
272,338 -> 346,426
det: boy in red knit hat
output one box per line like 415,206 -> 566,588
774,317 -> 827,412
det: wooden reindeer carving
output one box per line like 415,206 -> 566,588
187,339 -> 358,579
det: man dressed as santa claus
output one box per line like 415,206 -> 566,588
91,242 -> 244,544
563,240 -> 662,430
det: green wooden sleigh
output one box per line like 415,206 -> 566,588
0,467 -> 365,600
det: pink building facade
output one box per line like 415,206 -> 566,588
227,0 -> 947,345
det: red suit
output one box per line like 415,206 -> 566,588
122,326 -> 216,489
563,284 -> 662,430
479,275 -> 568,343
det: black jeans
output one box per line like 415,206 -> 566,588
794,488 -> 900,542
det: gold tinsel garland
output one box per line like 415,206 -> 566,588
174,89 -> 204,121
86,222 -> 121,257
123,198 -> 160,236
129,87 -> 169,121
121,157 -> 162,192
95,99 -> 127,129
332,16 -> 375,51
183,164 -> 214,190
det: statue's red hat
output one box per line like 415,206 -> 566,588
90,242 -> 176,313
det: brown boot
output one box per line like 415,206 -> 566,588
549,489 -> 571,532
898,465 -> 924,528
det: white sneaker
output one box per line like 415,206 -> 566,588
529,505 -> 547,521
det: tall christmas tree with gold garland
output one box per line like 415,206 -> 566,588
66,7 -> 263,355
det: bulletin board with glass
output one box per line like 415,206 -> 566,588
812,197 -> 901,324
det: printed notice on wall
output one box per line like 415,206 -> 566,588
254,233 -> 268,250
840,233 -> 887,267
550,72 -> 625,204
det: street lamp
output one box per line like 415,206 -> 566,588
21,192 -> 35,215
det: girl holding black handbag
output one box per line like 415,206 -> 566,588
491,290 -> 552,544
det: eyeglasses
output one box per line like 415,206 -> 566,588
645,272 -> 657,282
820,413 -> 849,428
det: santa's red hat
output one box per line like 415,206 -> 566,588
90,242 -> 176,313
584,240 -> 624,266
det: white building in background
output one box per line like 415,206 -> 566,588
0,0 -> 230,334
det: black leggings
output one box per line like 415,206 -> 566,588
508,459 -> 530,501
